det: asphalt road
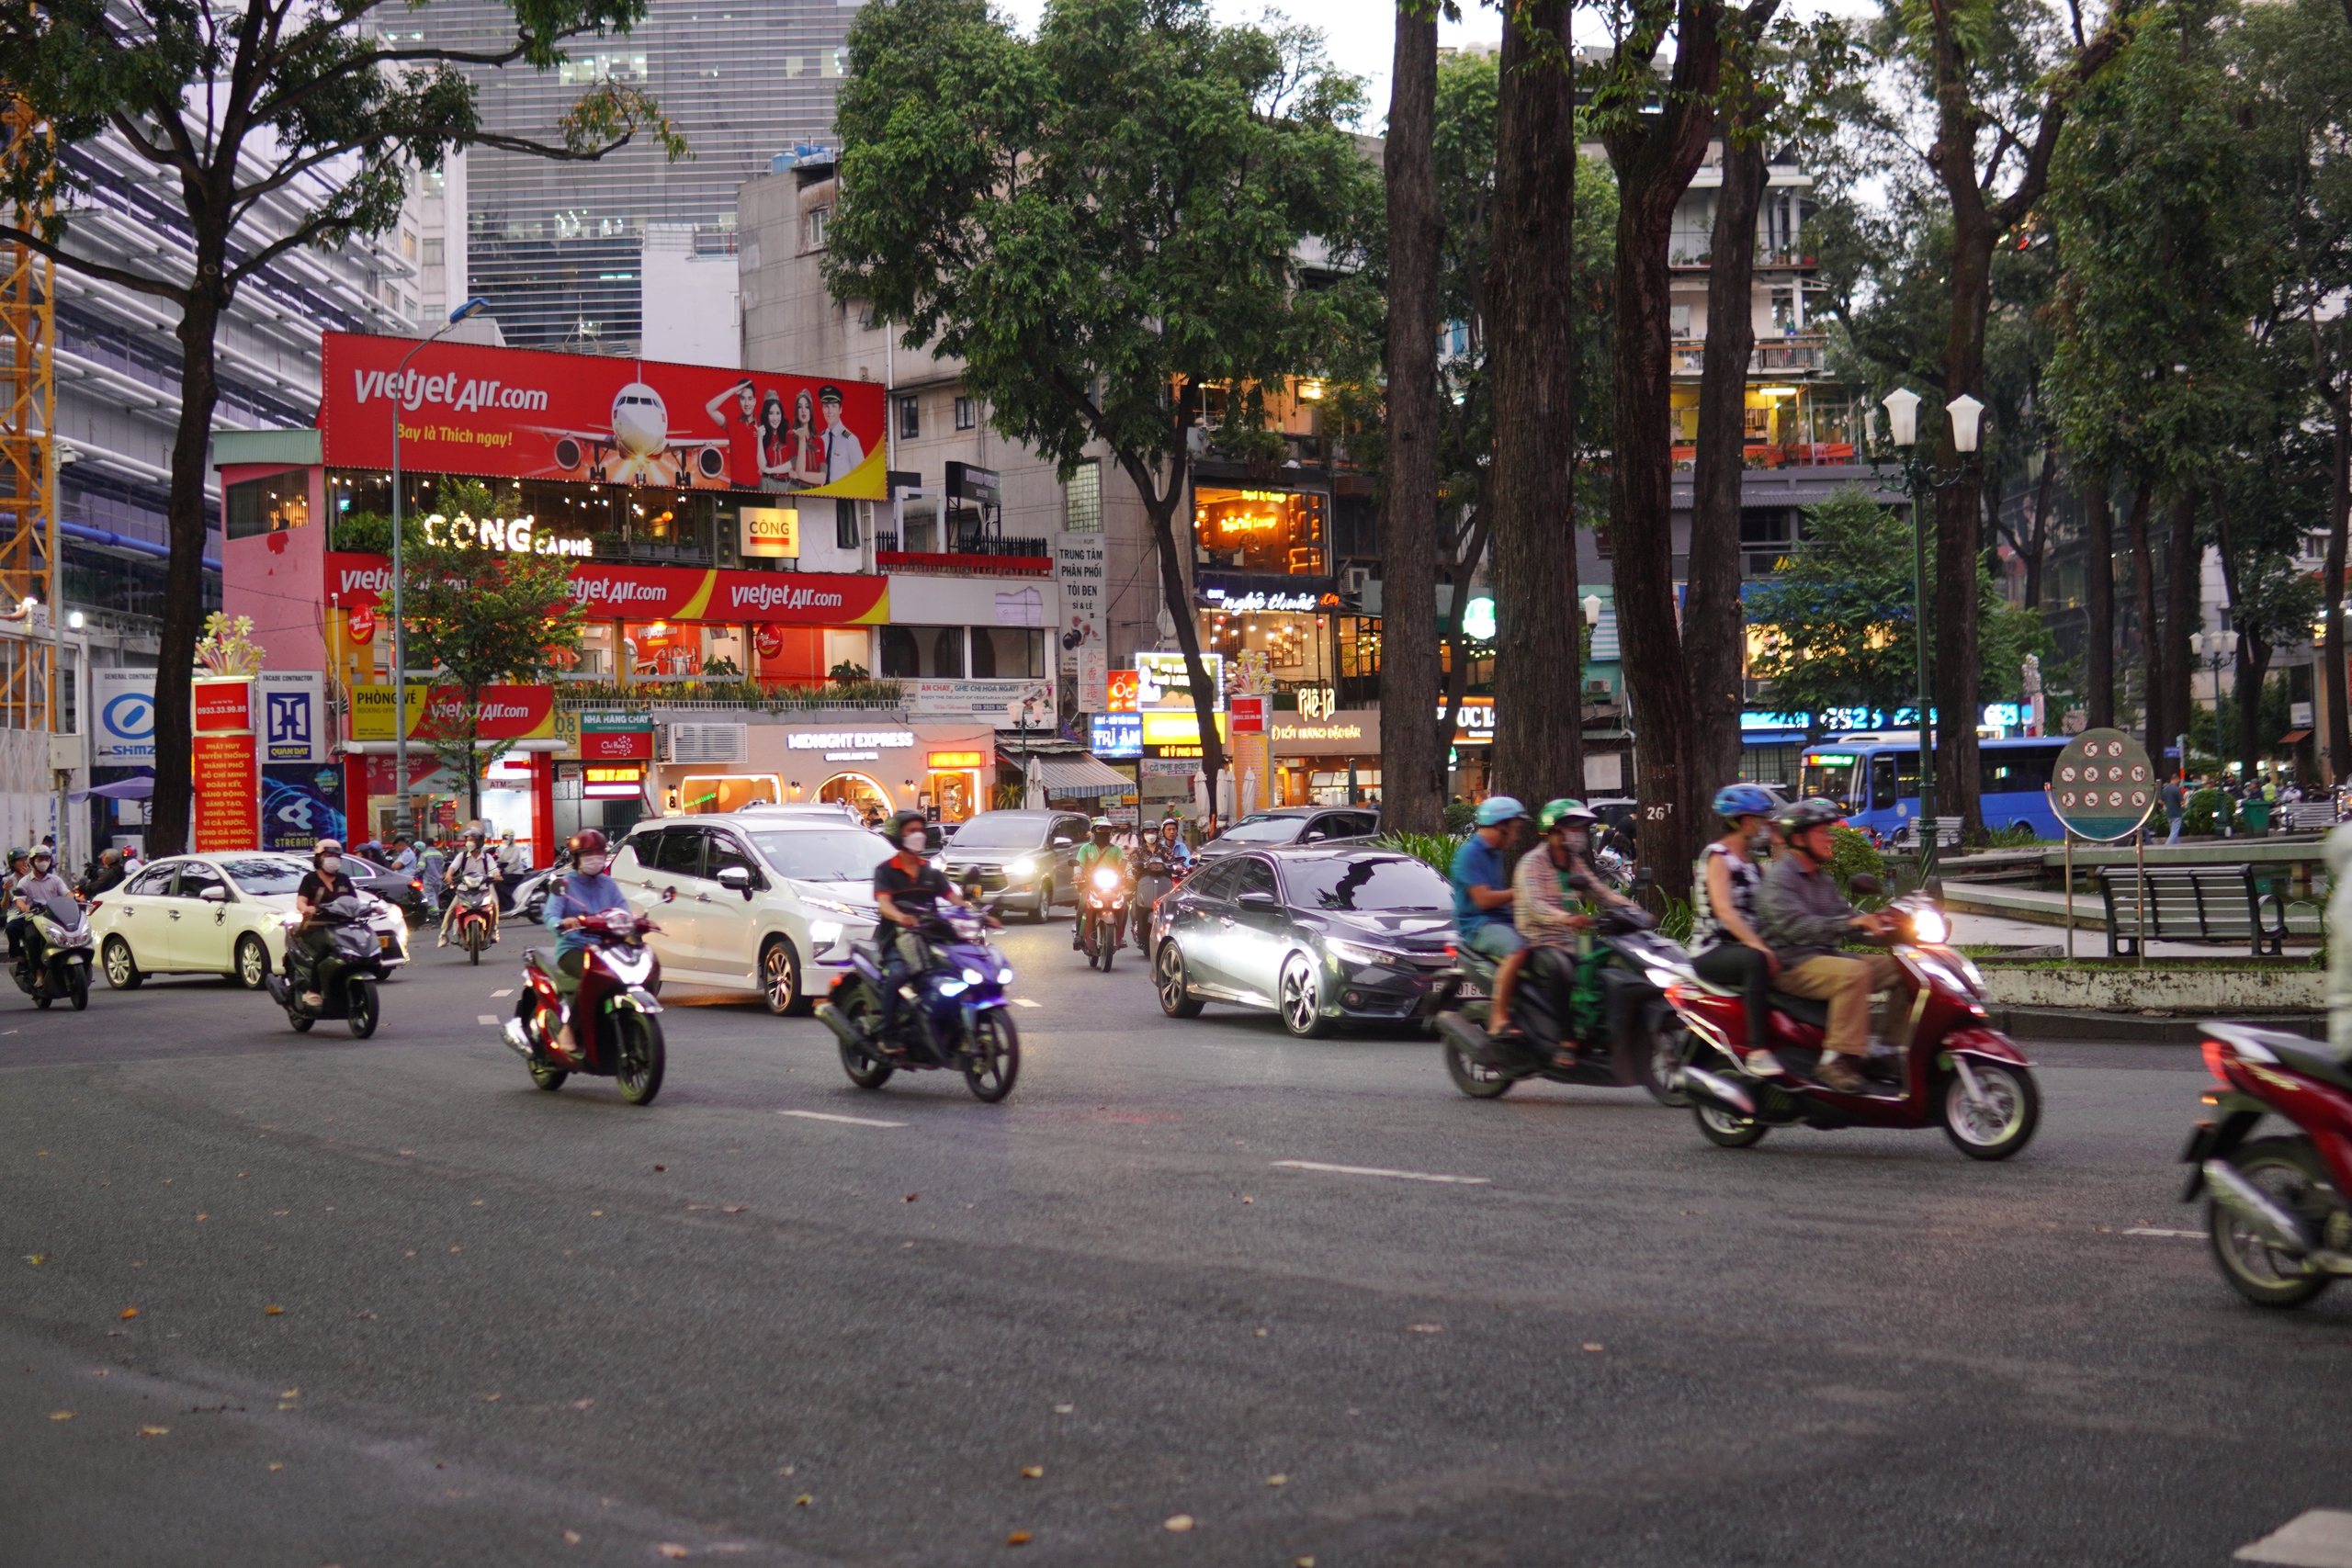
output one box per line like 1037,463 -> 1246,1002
3,919 -> 2350,1567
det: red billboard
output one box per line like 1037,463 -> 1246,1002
323,554 -> 890,627
193,734 -> 259,852
193,679 -> 251,733
318,333 -> 888,500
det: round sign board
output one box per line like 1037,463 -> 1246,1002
2047,728 -> 2156,840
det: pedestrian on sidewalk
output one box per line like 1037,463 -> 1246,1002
2162,777 -> 2185,845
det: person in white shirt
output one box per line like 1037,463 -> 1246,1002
816,385 -> 865,483
439,830 -> 504,948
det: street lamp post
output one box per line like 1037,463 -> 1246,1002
389,298 -> 491,842
1879,387 -> 1984,875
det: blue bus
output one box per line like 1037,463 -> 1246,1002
1796,734 -> 2066,841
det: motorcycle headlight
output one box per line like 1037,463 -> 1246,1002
1910,906 -> 1950,944
936,978 -> 969,998
997,967 -> 1014,984
1091,867 -> 1120,891
1007,857 -> 1036,877
961,966 -> 985,984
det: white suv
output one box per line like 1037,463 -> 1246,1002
613,814 -> 889,1013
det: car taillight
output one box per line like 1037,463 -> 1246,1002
2201,1038 -> 2234,1084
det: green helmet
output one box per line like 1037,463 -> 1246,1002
1540,798 -> 1597,831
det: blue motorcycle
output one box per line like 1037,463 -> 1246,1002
814,907 -> 1021,1102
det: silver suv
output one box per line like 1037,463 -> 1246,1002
615,815 -> 890,1013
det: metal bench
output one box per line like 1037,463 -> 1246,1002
2098,865 -> 2289,957
2283,802 -> 2339,833
1891,815 -> 1962,850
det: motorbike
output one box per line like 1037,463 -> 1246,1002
500,909 -> 667,1105
815,905 -> 1020,1102
1430,892 -> 1695,1105
1078,862 -> 1129,972
1670,886 -> 2041,1159
265,893 -> 392,1038
1130,856 -> 1185,952
2180,1021 -> 2352,1308
12,892 -> 93,1010
448,875 -> 498,964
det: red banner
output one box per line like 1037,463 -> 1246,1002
581,729 -> 653,761
319,333 -> 888,500
193,734 -> 259,852
323,554 -> 890,626
193,679 -> 251,733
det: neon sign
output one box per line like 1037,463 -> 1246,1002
419,513 -> 594,558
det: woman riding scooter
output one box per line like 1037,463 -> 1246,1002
1693,784 -> 1782,1075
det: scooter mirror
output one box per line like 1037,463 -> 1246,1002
1849,873 -> 1883,897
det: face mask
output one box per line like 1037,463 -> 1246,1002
319,856 -> 342,874
1749,830 -> 1773,854
578,854 -> 608,876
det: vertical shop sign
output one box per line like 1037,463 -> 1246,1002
192,678 -> 258,852
1055,532 -> 1105,661
257,671 -> 326,763
95,670 -> 156,763
1229,694 -> 1271,813
1077,647 -> 1108,714
261,764 -> 347,852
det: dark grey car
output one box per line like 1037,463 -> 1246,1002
1193,807 -> 1381,862
1148,846 -> 1457,1037
939,808 -> 1094,921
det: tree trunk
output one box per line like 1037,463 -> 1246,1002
1687,138 -> 1765,800
1375,4 -> 1444,832
2162,485 -> 2199,767
2021,440 -> 2058,611
1930,210 -> 1990,841
2237,633 -> 2271,784
153,269 -> 226,858
2085,470 -> 2115,729
1599,4 -> 1725,899
2126,478 -> 2159,751
1485,1 -> 1582,809
1125,450 -> 1227,807
2325,389 -> 2351,785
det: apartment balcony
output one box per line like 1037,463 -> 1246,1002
1668,442 -> 1857,470
1668,247 -> 1819,272
1669,333 -> 1830,378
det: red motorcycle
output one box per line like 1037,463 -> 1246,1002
2182,1022 -> 2352,1308
1669,886 -> 2041,1159
501,910 -> 667,1105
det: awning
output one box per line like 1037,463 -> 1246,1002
69,776 -> 152,805
1033,753 -> 1134,796
2280,729 -> 2312,744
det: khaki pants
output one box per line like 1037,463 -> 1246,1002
1776,953 -> 1907,1057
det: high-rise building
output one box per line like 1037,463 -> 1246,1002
413,0 -> 854,357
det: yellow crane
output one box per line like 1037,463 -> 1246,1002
0,97 -> 55,737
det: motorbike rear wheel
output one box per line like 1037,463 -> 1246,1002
963,1009 -> 1020,1102
1442,1034 -> 1514,1099
615,1011 -> 665,1105
1938,1062 -> 2038,1160
833,983 -> 896,1089
2208,1136 -> 2335,1308
1694,1100 -> 1770,1148
346,978 -> 379,1039
1640,1014 -> 1695,1108
288,1010 -> 313,1033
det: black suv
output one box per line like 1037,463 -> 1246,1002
1195,806 -> 1381,862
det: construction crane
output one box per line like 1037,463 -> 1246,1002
0,97 -> 55,738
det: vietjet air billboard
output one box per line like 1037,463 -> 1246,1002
318,333 -> 888,500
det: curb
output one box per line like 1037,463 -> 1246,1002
1986,1007 -> 2324,1043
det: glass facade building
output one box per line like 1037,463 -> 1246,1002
410,0 -> 853,354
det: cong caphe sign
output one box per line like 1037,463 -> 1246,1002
319,333 -> 888,501
323,554 -> 889,627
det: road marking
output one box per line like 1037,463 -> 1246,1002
492,988 -> 514,998
1011,998 -> 1041,1008
1272,1160 -> 1489,1186
2124,1226 -> 2203,1239
778,1110 -> 907,1129
2238,1509 -> 2352,1565
477,1015 -> 500,1026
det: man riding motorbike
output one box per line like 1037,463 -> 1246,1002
1070,817 -> 1129,952
872,808 -> 981,1052
8,847 -> 74,964
1510,798 -> 1637,1060
542,829 -> 628,1059
1693,784 -> 1782,1075
289,839 -> 360,1009
1451,796 -> 1530,1033
1153,816 -> 1193,872
1755,797 -> 1910,1092
439,829 -> 503,948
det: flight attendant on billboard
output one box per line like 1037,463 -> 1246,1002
704,378 -> 765,490
759,389 -> 826,491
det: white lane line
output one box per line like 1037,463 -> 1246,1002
2123,1226 -> 2203,1239
2237,1509 -> 2352,1565
779,1110 -> 908,1129
477,1014 -> 500,1026
1272,1160 -> 1488,1186
492,988 -> 514,998
1011,998 -> 1041,1009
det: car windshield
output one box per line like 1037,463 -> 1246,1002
946,815 -> 1050,850
1284,855 -> 1453,911
1211,817 -> 1304,844
220,858 -> 306,896
748,829 -> 893,883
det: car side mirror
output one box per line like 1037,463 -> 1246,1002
1053,836 -> 1073,848
1238,889 -> 1278,908
198,885 -> 227,902
718,865 -> 753,894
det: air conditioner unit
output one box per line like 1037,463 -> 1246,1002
1341,565 -> 1371,598
662,722 -> 748,765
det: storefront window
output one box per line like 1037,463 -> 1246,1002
622,619 -> 701,678
820,772 -> 891,820
968,626 -> 1042,679
880,625 -> 965,679
1193,488 -> 1327,576
926,770 -> 979,822
226,472 -> 310,540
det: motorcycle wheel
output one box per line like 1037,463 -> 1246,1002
1097,915 -> 1115,973
528,1055 -> 569,1091
963,1009 -> 1021,1102
288,1010 -> 313,1033
615,1012 -> 665,1105
466,923 -> 481,965
2208,1137 -> 2334,1308
1155,942 -> 1204,1018
346,979 -> 379,1039
1442,1034 -> 1515,1099
1694,1100 -> 1770,1148
834,984 -> 896,1089
1640,1017 -> 1696,1108
67,966 -> 87,1011
1938,1062 -> 2039,1160
1080,914 -> 1098,965
31,985 -> 50,1010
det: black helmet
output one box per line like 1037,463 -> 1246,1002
1775,797 -> 1845,839
886,808 -> 929,849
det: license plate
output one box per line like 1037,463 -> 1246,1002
1455,981 -> 1487,999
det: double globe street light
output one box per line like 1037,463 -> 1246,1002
1876,386 -> 1984,873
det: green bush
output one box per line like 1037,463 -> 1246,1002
1658,897 -> 1695,944
1984,822 -> 2041,849
2185,787 -> 2235,837
1826,825 -> 1884,900
1380,829 -> 1464,876
1442,800 -> 1477,833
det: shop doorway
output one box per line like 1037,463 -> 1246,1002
679,774 -> 780,814
820,772 -> 891,824
925,769 -> 979,823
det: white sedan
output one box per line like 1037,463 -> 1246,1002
90,853 -> 411,990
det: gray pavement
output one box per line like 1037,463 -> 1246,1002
4,921 -> 2351,1566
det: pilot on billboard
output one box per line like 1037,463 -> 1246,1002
817,386 -> 865,483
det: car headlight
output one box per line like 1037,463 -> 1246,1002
808,919 -> 843,949
798,892 -> 863,919
1007,857 -> 1036,877
1910,906 -> 1950,944
1325,936 -> 1402,967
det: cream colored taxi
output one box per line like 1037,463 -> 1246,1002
91,853 -> 410,989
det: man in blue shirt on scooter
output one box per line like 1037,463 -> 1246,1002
1451,796 -> 1530,1034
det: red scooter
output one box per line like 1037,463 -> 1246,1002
501,910 -> 667,1105
2181,1022 -> 2352,1308
1669,886 -> 2041,1159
